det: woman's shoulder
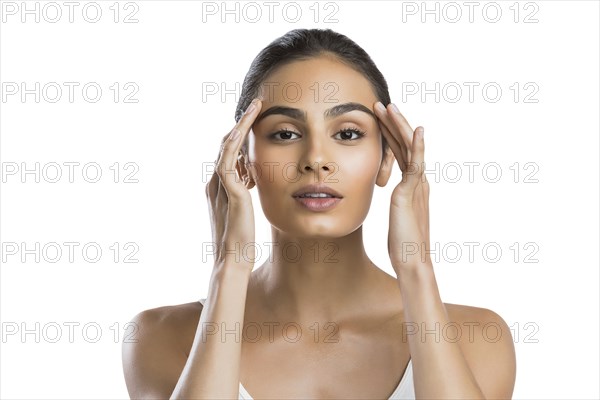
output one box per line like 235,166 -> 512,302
441,302 -> 513,346
441,302 -> 517,398
443,302 -> 508,324
122,302 -> 204,397
128,301 -> 203,347
135,300 -> 203,318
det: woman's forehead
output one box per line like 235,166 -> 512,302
257,57 -> 378,106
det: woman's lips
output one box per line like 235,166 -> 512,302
293,196 -> 342,211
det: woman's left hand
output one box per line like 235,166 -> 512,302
374,102 -> 431,276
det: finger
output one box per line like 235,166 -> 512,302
216,98 -> 262,193
405,126 -> 425,188
215,178 -> 228,222
214,98 -> 260,170
378,119 -> 408,173
214,127 -> 234,171
374,102 -> 410,167
210,129 -> 245,203
206,169 -> 219,205
377,102 -> 415,164
226,98 -> 262,172
216,172 -> 227,200
386,103 -> 415,156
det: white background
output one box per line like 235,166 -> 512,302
1,0 -> 598,398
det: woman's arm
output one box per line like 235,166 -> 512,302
171,264 -> 252,398
375,101 -> 516,399
121,264 -> 251,399
122,99 -> 262,399
397,265 -> 516,399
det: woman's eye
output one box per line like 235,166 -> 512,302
271,130 -> 301,141
334,128 -> 366,141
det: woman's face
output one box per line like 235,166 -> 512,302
242,55 -> 394,238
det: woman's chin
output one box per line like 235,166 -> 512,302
270,219 -> 354,240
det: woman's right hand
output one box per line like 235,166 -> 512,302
206,98 -> 262,272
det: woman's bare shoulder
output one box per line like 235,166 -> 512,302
122,301 -> 204,398
125,300 -> 204,362
443,302 -> 505,322
442,302 -> 516,399
130,300 -> 203,338
441,302 -> 514,347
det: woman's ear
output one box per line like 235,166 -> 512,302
236,152 -> 256,190
376,145 -> 395,187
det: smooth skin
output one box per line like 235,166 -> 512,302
122,55 -> 516,399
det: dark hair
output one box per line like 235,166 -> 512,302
236,28 -> 390,154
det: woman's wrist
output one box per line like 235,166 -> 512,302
394,260 -> 435,287
212,259 -> 253,282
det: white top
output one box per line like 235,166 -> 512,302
199,298 -> 416,399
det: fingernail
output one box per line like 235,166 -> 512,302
391,103 -> 400,114
417,127 -> 424,138
375,102 -> 386,112
229,128 -> 240,141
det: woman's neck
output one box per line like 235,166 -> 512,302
250,225 -> 394,322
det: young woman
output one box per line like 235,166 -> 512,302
122,29 -> 517,399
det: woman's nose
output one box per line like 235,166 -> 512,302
296,134 -> 336,176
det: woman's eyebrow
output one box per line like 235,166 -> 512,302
254,102 -> 377,124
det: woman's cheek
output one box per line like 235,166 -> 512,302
339,150 -> 380,184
